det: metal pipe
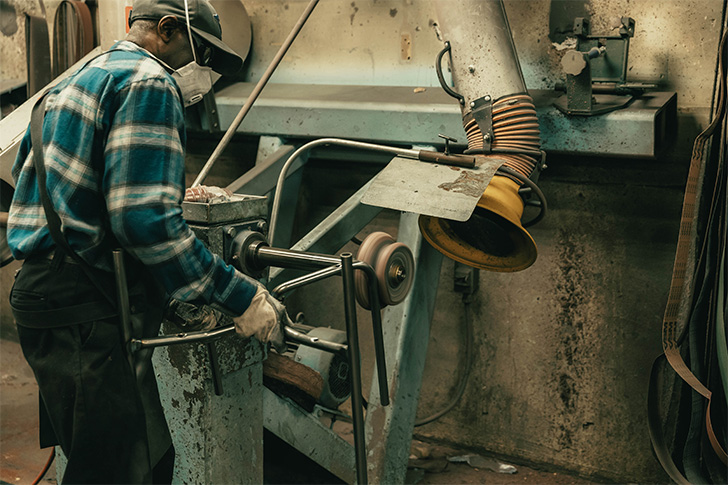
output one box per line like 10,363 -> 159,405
360,260 -> 390,407
132,325 -> 235,350
133,321 -> 348,357
433,0 -> 526,106
191,0 -> 320,187
271,264 -> 343,298
112,250 -> 136,375
206,343 -> 224,396
341,253 -> 368,485
255,240 -> 389,402
261,246 -> 390,405
256,245 -> 342,270
284,326 -> 349,356
268,138 -> 421,244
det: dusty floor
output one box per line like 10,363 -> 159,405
0,335 -> 592,485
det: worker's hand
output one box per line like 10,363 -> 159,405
232,286 -> 290,353
165,299 -> 222,331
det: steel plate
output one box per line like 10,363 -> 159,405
361,156 -> 506,222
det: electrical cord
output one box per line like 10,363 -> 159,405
414,296 -> 474,427
31,448 -> 55,485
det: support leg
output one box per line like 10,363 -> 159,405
364,212 -> 444,484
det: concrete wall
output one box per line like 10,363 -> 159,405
412,158 -> 684,482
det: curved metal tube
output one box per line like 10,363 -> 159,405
497,165 -> 547,227
132,325 -> 235,350
268,138 -> 420,244
284,326 -> 349,356
271,264 -> 343,298
435,42 -> 465,105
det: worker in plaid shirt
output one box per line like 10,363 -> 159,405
7,1 -> 289,482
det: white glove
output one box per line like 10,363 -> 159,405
233,286 -> 290,353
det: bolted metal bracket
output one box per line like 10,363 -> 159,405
469,95 -> 494,152
453,262 -> 479,297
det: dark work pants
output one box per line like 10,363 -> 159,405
11,257 -> 173,484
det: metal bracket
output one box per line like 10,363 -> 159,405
197,90 -> 221,132
470,95 -> 494,152
554,16 -> 638,116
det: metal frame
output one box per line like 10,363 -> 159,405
133,240 -> 393,484
261,212 -> 443,484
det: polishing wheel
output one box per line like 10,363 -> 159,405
354,232 -> 415,310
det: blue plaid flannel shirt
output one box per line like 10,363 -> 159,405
7,41 -> 257,315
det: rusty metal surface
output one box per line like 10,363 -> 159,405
263,389 -> 356,483
361,155 -> 506,221
151,204 -> 267,483
152,328 -> 265,484
181,195 -> 267,224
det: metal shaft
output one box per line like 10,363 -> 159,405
341,253 -> 368,485
364,263 -> 389,407
255,244 -> 390,405
256,245 -> 341,270
112,250 -> 136,376
192,0 -> 320,187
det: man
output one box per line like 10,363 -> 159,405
6,0 -> 289,483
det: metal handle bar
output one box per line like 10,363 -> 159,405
131,246 -> 390,406
435,41 -> 465,105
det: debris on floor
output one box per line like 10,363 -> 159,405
448,453 -> 518,474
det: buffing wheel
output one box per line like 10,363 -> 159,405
354,232 -> 414,310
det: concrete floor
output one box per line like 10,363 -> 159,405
0,335 -> 56,485
0,334 -> 594,485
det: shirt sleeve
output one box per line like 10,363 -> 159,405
102,77 -> 257,315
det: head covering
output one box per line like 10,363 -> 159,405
129,0 -> 243,76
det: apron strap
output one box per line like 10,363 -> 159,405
30,93 -> 118,310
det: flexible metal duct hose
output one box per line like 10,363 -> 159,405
464,93 -> 541,181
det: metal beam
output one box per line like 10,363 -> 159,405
263,389 -> 356,484
213,83 -> 677,158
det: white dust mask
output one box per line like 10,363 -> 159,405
173,0 -> 213,107
172,61 -> 212,107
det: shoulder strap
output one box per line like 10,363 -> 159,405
30,93 -> 117,309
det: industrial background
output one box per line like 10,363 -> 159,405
0,0 -> 726,484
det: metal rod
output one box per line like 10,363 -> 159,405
206,342 -> 224,396
268,138 -> 421,244
284,326 -> 349,356
133,325 -> 235,350
357,261 -> 390,406
191,0 -> 320,187
256,245 -> 342,271
341,253 -> 368,485
271,264 -> 343,298
112,250 -> 136,376
257,245 -> 390,405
